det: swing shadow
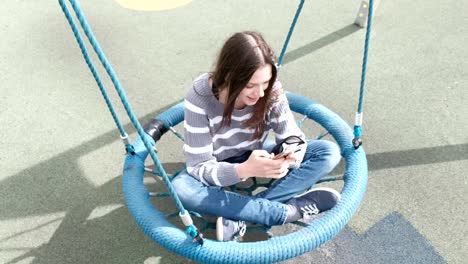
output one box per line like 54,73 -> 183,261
329,142 -> 468,178
282,212 -> 446,264
366,143 -> 468,171
10,3 -> 455,263
2,105 -> 465,263
0,103 -> 194,264
282,24 -> 361,65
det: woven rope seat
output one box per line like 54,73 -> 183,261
123,93 -> 367,263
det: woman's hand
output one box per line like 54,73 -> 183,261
235,150 -> 290,180
284,151 -> 300,166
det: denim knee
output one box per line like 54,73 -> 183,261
304,140 -> 342,170
171,173 -> 206,209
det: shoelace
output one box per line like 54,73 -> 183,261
237,221 -> 247,237
300,204 -> 320,216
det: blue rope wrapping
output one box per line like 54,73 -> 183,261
276,0 -> 305,67
123,94 -> 367,263
354,0 -> 374,140
58,0 -> 198,237
353,126 -> 363,139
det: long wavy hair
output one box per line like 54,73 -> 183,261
211,31 -> 278,139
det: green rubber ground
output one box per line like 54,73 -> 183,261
1,1 -> 466,263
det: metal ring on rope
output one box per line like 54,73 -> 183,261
123,92 -> 367,263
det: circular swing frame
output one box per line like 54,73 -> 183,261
123,93 -> 367,263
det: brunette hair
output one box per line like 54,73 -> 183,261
211,31 -> 278,139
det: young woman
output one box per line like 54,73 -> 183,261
172,31 -> 342,241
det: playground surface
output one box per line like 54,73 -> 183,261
1,0 -> 467,263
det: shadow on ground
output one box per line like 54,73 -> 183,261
282,24 -> 361,66
0,105 -> 194,264
1,109 -> 461,263
282,211 -> 446,264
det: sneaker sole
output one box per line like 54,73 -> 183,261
216,217 -> 224,241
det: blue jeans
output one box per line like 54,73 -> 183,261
171,140 -> 341,226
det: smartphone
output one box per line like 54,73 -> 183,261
272,145 -> 300,160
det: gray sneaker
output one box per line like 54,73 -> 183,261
216,217 -> 247,241
287,187 -> 341,217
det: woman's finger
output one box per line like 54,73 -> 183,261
252,149 -> 274,159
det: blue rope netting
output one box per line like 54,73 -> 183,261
59,0 -> 371,262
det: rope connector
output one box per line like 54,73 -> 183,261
185,225 -> 204,245
352,137 -> 362,149
180,211 -> 204,245
125,144 -> 135,155
192,230 -> 204,245
353,113 -> 363,149
120,133 -> 135,155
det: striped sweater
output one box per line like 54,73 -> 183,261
183,73 -> 305,187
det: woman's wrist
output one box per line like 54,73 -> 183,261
235,163 -> 250,179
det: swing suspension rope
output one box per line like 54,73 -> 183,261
353,0 -> 374,149
58,0 -> 203,244
58,0 -> 134,154
276,0 -> 305,68
276,0 -> 374,149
